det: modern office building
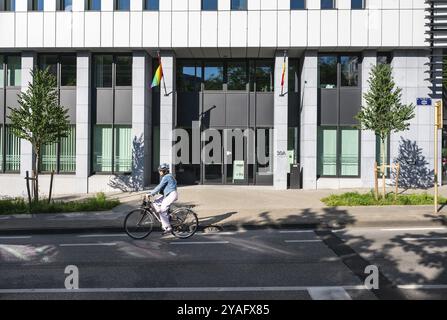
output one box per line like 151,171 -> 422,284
0,0 -> 441,196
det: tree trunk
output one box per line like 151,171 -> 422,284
381,137 -> 386,199
34,149 -> 40,202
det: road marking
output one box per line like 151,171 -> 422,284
402,237 -> 447,242
201,232 -> 237,236
398,284 -> 447,290
279,230 -> 315,234
381,227 -> 447,232
308,287 -> 352,300
0,285 -> 369,294
0,236 -> 32,240
59,243 -> 117,247
169,241 -> 229,245
284,240 -> 322,243
78,234 -> 127,238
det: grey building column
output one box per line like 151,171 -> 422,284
361,50 -> 377,188
20,52 -> 35,177
273,51 -> 289,190
75,52 -> 91,193
300,51 -> 318,189
159,53 -> 175,172
132,51 -> 152,189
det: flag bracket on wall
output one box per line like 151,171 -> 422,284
151,51 -> 171,96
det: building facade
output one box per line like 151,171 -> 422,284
0,0 -> 439,196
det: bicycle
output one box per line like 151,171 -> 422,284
124,195 -> 199,240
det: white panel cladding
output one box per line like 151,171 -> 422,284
260,10 -> 277,47
101,11 -> 114,47
189,0 -> 201,11
142,11 -> 159,47
290,10 -> 307,47
72,0 -> 85,11
231,10 -> 247,47
16,13 -> 28,47
44,0 -> 56,11
412,9 -> 426,47
382,0 -> 399,9
114,12 -> 130,47
72,12 -> 85,47
277,0 -> 290,10
85,12 -> 101,47
0,13 -> 15,47
368,9 -> 382,46
159,11 -> 172,47
248,0 -> 260,10
277,10 -> 290,47
382,10 -> 399,46
351,9 -> 368,46
307,10 -> 320,47
130,11 -> 143,47
321,9 -> 337,47
56,12 -> 72,47
44,12 -> 56,47
367,0 -> 381,9
201,11 -> 218,47
102,0 -> 115,11
337,0 -> 351,10
188,11 -> 201,47
219,0 -> 230,10
399,9 -> 413,46
413,0 -> 426,9
160,0 -> 172,11
400,0 -> 413,10
15,0 -> 28,11
28,13 -> 44,48
247,10 -> 260,47
218,11 -> 231,47
131,0 -> 143,11
337,10 -> 351,47
307,0 -> 320,10
172,0 -> 188,11
261,0 -> 277,10
172,11 -> 188,47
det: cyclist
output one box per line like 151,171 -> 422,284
146,163 -> 178,235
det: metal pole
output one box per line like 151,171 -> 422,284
435,103 -> 439,214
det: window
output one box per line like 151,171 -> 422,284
0,56 -> 3,89
231,0 -> 246,10
227,61 -> 247,90
251,61 -> 274,92
351,0 -> 364,9
115,0 -> 130,11
0,0 -> 15,11
204,62 -> 223,90
202,0 -> 217,11
6,56 -> 20,87
94,55 -> 113,88
58,0 -> 72,11
290,0 -> 305,9
377,53 -> 392,65
39,54 -> 58,78
319,56 -> 337,89
144,0 -> 158,10
318,127 -> 360,177
340,56 -> 359,87
177,61 -> 202,92
115,55 -> 132,86
60,55 -> 76,86
40,125 -> 76,173
321,0 -> 334,9
86,0 -> 101,10
30,0 -> 44,11
0,126 -> 21,172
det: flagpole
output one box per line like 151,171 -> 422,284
280,50 -> 286,96
158,51 -> 169,96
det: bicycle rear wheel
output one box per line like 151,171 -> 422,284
124,208 -> 154,239
170,208 -> 199,239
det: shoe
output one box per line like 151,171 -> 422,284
161,227 -> 172,235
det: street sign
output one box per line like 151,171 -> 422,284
417,98 -> 432,106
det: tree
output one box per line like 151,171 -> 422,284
7,67 -> 70,202
356,63 -> 415,198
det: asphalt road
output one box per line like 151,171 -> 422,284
0,226 -> 446,300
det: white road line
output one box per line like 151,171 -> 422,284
308,287 -> 352,300
284,240 -> 322,243
78,234 -> 127,238
279,230 -> 315,234
402,237 -> 447,241
398,284 -> 447,290
0,285 -> 369,294
169,241 -> 229,245
0,236 -> 32,240
59,243 -> 117,247
381,227 -> 447,232
200,232 -> 238,236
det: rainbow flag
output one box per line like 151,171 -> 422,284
280,52 -> 286,93
151,57 -> 163,88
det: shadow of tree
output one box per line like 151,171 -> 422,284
108,134 -> 145,192
392,138 -> 434,190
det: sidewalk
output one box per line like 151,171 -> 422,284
0,185 -> 446,234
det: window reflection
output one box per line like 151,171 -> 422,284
340,56 -> 359,87
115,56 -> 132,86
319,56 -> 337,89
94,55 -> 113,88
227,62 -> 247,90
204,63 -> 223,90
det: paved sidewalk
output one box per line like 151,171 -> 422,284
0,185 -> 446,233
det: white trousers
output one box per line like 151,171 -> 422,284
153,191 -> 178,230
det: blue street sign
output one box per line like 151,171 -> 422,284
417,98 -> 432,106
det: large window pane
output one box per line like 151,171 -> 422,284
94,55 -> 113,88
5,125 -> 20,172
340,128 -> 359,176
144,0 -> 158,10
177,62 -> 201,92
5,0 -> 16,11
115,56 -> 132,86
87,0 -> 101,10
318,127 -> 337,176
204,62 -> 223,90
321,0 -> 334,9
351,0 -> 364,9
290,0 -> 305,9
114,126 -> 132,172
319,56 -> 337,89
62,0 -> 72,10
39,54 -> 58,78
0,56 -> 4,88
60,55 -> 76,86
93,125 -> 113,172
116,0 -> 130,10
254,61 -> 274,92
340,56 -> 359,87
31,0 -> 44,11
227,62 -> 247,90
7,56 -> 21,87
231,0 -> 246,10
40,142 -> 58,172
60,125 -> 76,172
202,0 -> 217,10
0,126 -> 2,171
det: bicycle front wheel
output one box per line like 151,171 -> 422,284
124,209 -> 154,239
170,208 -> 199,239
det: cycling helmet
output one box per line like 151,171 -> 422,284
158,163 -> 170,172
